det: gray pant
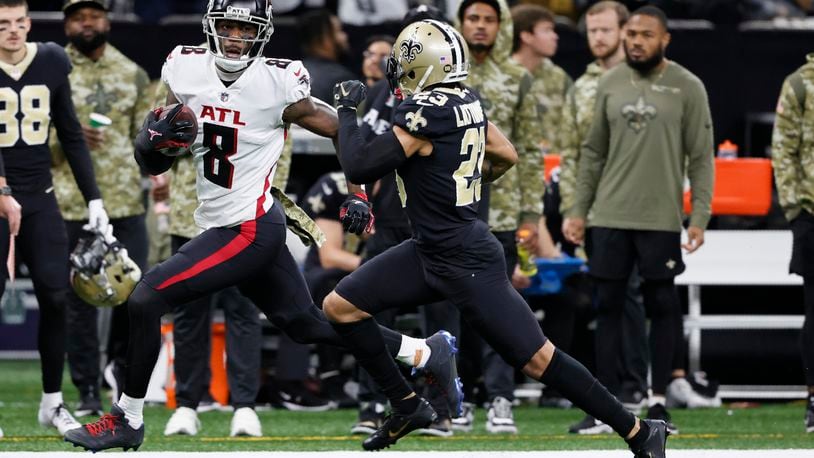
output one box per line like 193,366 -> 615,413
170,235 -> 261,410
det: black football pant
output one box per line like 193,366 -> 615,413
475,230 -> 519,401
65,215 -> 148,399
0,190 -> 70,394
122,202 -> 402,399
170,235 -> 261,410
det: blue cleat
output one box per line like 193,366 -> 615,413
422,330 -> 464,418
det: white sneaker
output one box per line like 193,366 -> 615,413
451,402 -> 474,432
486,396 -> 518,434
38,403 -> 81,435
230,407 -> 262,437
666,377 -> 722,409
164,407 -> 200,436
0,424 -> 4,438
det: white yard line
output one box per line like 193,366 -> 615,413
3,452 -> 814,458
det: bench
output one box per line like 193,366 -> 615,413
675,230 -> 806,399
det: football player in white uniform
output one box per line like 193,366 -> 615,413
64,0 -> 461,452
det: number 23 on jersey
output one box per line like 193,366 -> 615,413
0,85 -> 50,147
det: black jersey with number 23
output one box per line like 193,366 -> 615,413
392,86 -> 500,274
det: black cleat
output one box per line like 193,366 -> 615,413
630,419 -> 670,458
421,330 -> 464,417
362,398 -> 436,451
646,403 -> 679,435
64,404 -> 144,452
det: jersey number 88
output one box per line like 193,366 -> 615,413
0,85 -> 51,147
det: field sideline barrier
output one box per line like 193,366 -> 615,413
676,230 -> 805,399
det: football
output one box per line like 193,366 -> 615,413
157,103 -> 198,157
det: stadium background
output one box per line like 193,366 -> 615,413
0,4 -> 811,450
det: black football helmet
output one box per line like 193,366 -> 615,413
203,0 -> 274,65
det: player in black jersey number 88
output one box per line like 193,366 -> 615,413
323,20 -> 669,456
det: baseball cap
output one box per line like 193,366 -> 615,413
62,0 -> 108,17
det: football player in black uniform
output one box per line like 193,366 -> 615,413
0,0 -> 109,435
324,20 -> 669,457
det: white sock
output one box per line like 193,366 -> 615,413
649,395 -> 667,407
118,394 -> 144,430
396,335 -> 431,368
40,391 -> 64,409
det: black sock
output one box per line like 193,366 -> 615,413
626,418 -> 651,450
330,318 -> 415,413
539,348 -> 636,438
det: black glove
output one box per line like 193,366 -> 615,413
339,192 -> 375,235
333,80 -> 367,111
134,104 -> 196,156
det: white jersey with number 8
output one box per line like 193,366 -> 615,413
162,45 -> 311,230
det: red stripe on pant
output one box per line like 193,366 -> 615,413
157,220 -> 258,290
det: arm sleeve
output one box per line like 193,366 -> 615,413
0,149 -> 5,177
337,108 -> 407,184
558,86 -> 580,215
515,75 -> 545,223
51,67 -> 101,203
571,88 -> 610,219
683,79 -> 715,229
134,147 -> 175,176
771,74 -> 805,221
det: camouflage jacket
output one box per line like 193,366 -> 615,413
456,0 -> 545,232
170,136 -> 293,239
772,53 -> 814,222
51,44 -> 151,220
559,60 -> 603,214
527,58 -> 573,156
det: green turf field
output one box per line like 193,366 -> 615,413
0,360 -> 811,452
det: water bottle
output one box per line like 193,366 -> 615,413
717,139 -> 738,159
516,228 -> 538,277
1,282 -> 26,325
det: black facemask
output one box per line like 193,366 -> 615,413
625,45 -> 664,74
68,30 -> 108,54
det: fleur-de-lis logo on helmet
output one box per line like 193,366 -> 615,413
400,36 -> 423,64
405,108 -> 428,133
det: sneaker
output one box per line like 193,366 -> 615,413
805,405 -> 814,433
620,388 -> 647,413
39,403 -> 81,435
271,381 -> 332,412
538,388 -> 573,409
647,403 -> 679,435
451,402 -> 474,432
666,376 -> 722,409
164,407 -> 200,436
351,401 -> 386,435
74,388 -> 104,418
0,425 -> 3,438
63,404 -> 144,452
321,374 -> 358,409
485,396 -> 517,434
422,331 -> 464,418
416,416 -> 453,437
103,362 -> 124,404
629,419 -> 669,458
362,398 -> 436,451
230,407 -> 262,437
568,414 -> 614,435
